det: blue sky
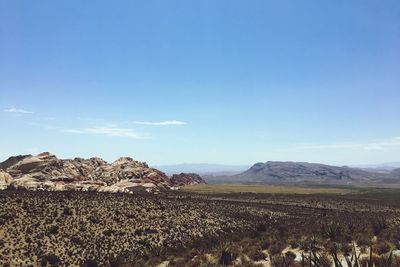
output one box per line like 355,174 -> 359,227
1,0 -> 399,166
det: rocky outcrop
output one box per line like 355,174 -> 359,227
170,173 -> 206,186
0,170 -> 13,189
93,157 -> 170,187
0,152 -> 172,192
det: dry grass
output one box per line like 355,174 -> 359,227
181,184 -> 355,195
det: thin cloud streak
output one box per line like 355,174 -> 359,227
4,107 -> 34,114
133,120 -> 187,126
295,137 -> 400,151
27,121 -> 58,130
63,126 -> 151,139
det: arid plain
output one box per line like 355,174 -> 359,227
1,185 -> 400,266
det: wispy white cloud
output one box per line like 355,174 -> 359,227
27,121 -> 58,130
133,120 -> 187,126
295,137 -> 400,151
4,107 -> 34,114
63,126 -> 150,139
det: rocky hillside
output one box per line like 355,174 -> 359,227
0,152 -> 199,192
210,161 -> 400,185
0,154 -> 30,170
170,173 -> 207,186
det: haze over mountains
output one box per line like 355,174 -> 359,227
156,163 -> 249,176
157,161 -> 400,186
351,162 -> 400,173
157,162 -> 400,176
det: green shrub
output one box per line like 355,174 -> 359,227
269,243 -> 284,255
81,259 -> 99,267
40,254 -> 61,266
373,241 -> 391,255
371,217 -> 387,236
145,256 -> 163,266
246,246 -> 265,261
256,223 -> 267,232
63,207 -> 73,216
219,250 -> 236,266
47,225 -> 59,235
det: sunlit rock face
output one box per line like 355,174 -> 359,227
0,170 -> 13,189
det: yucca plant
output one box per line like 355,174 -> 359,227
301,250 -> 331,267
217,242 -> 240,266
300,243 -> 394,267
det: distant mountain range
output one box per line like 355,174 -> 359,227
205,161 -> 400,186
155,163 -> 249,176
350,162 -> 400,173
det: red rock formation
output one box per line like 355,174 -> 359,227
1,152 -> 171,192
170,173 -> 206,187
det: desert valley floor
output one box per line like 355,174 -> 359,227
1,186 -> 400,267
